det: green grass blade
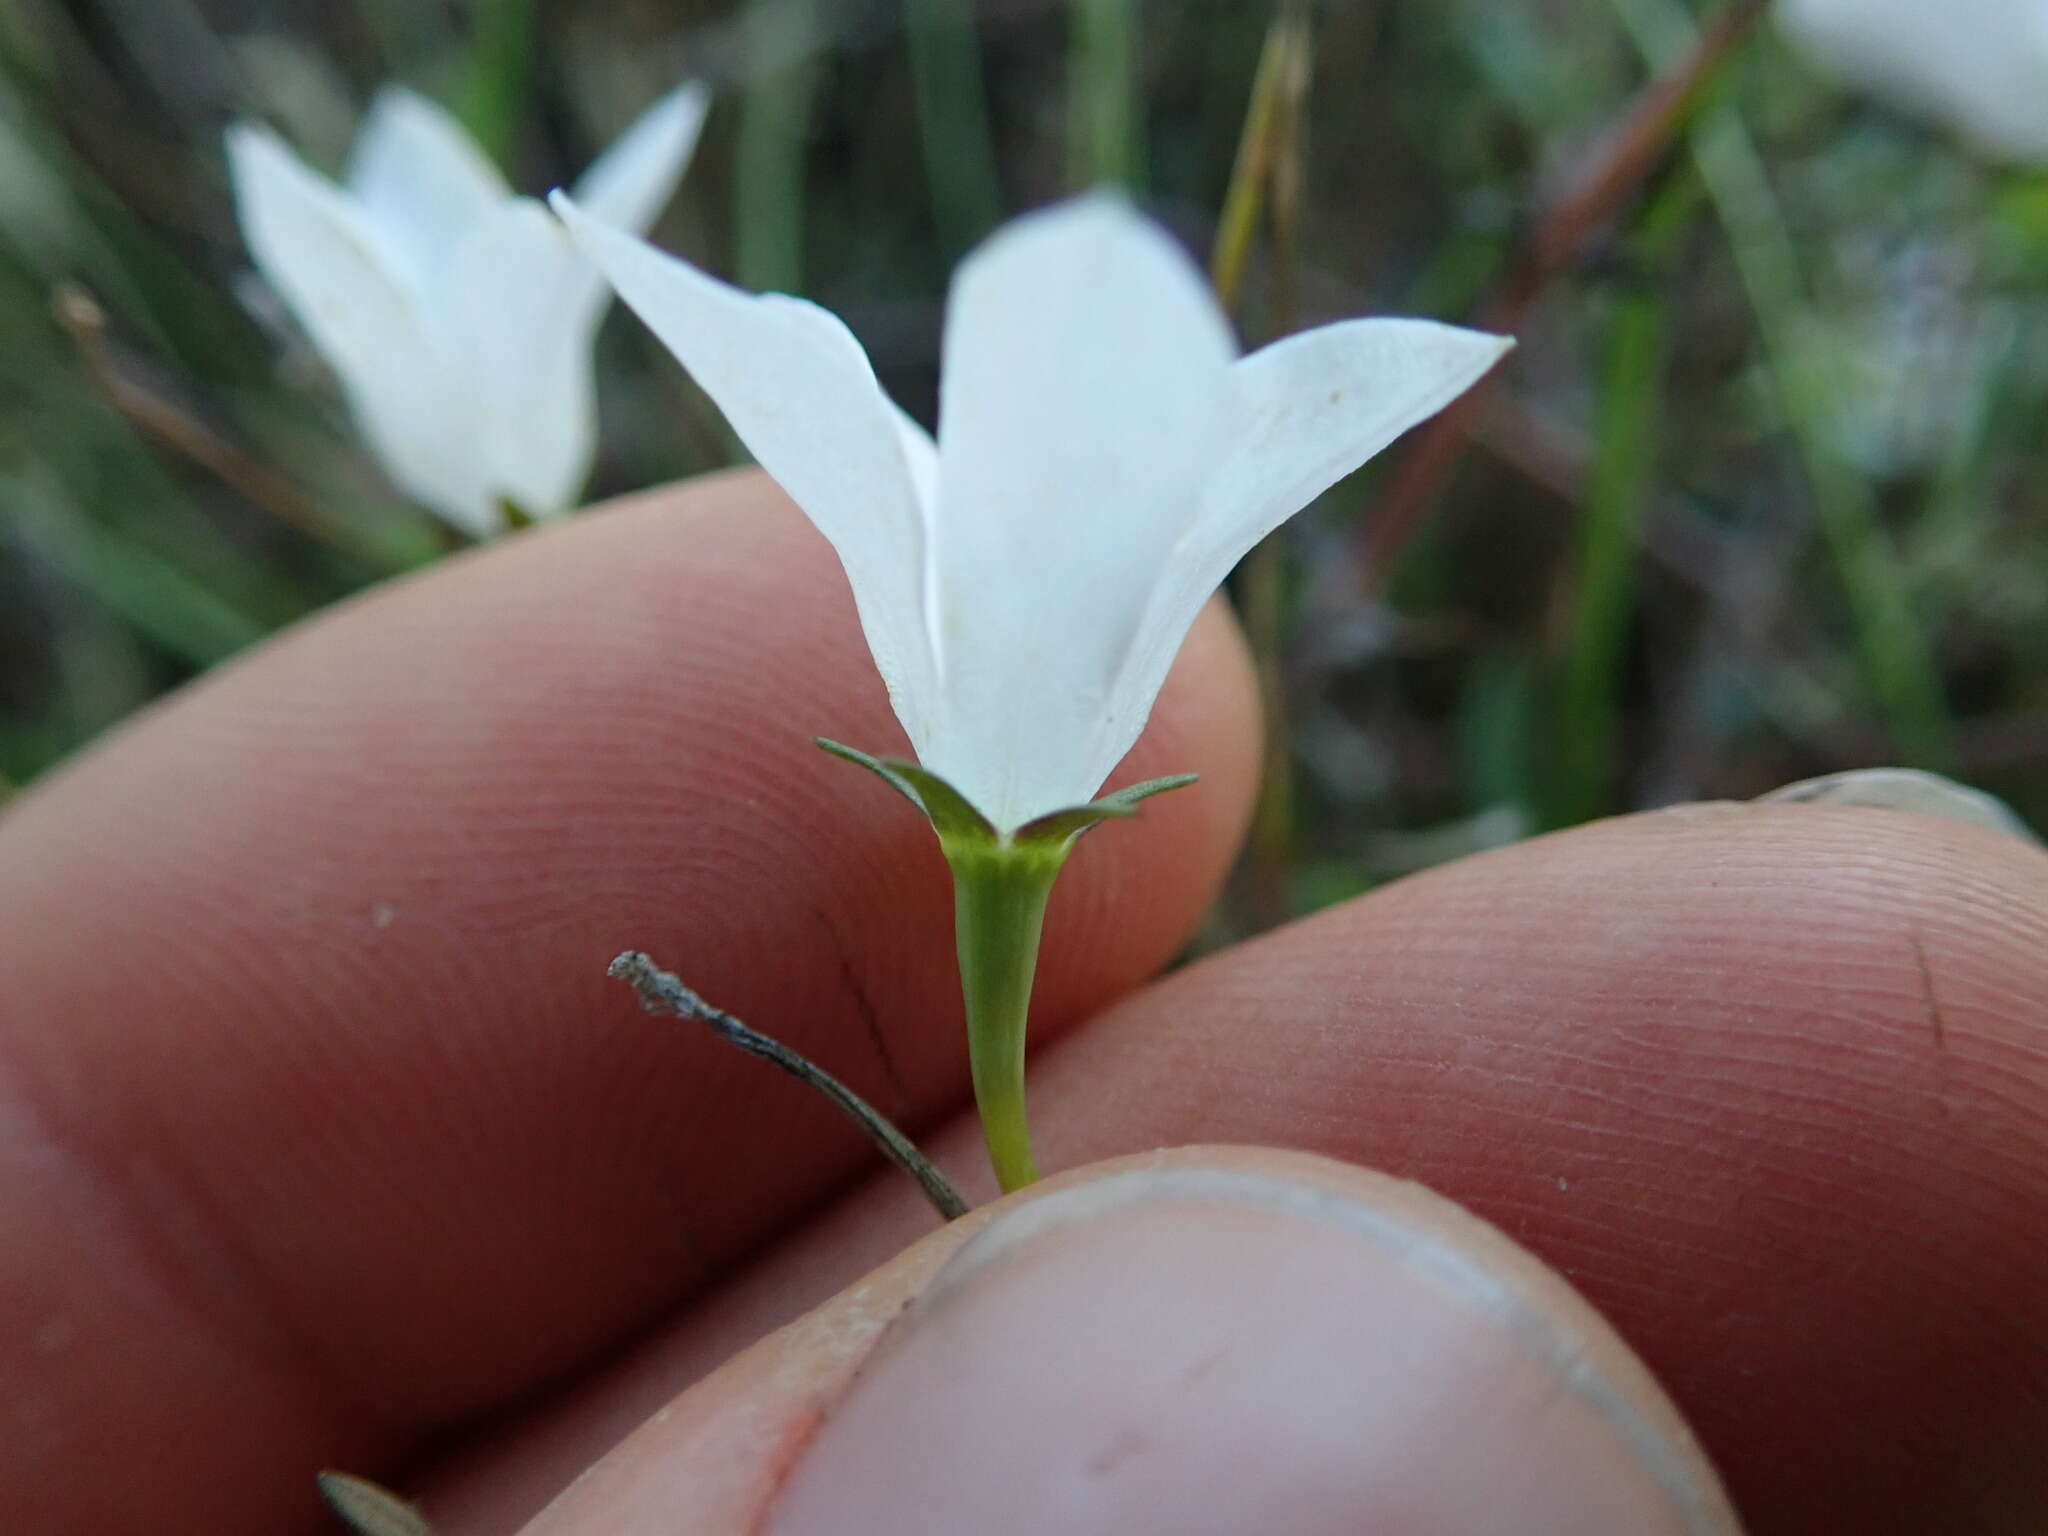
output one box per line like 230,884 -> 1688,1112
1068,0 -> 1143,189
1556,180 -> 1692,825
457,0 -> 535,162
736,0 -> 823,291
4,472 -> 271,666
902,0 -> 1004,254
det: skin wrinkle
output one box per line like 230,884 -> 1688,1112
0,990 -> 381,1496
6,934 -> 341,1389
809,904 -> 912,1116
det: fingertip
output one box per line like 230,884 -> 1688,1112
521,1148 -> 1736,1536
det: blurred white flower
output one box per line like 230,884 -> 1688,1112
1777,0 -> 2048,163
227,81 -> 708,535
1758,767 -> 2039,842
554,191 -> 1509,832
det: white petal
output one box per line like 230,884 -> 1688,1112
926,193 -> 1236,829
444,198 -> 596,520
571,80 -> 710,237
226,124 -> 478,529
561,80 -> 712,337
1205,318 -> 1513,567
1112,317 -> 1511,782
1757,768 -> 2040,843
344,87 -> 509,293
551,192 -> 940,739
1777,0 -> 2048,163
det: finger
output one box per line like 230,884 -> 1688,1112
1027,804 -> 2048,1534
443,804 -> 2047,1535
0,470 -> 1259,1533
520,1148 -> 1738,1536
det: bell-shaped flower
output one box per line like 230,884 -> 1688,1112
1777,0 -> 2048,163
552,190 -> 1510,832
227,80 -> 709,536
553,190 -> 1508,1194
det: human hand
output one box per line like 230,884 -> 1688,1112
3,473 -> 2042,1534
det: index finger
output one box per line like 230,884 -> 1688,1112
0,470 -> 1260,1533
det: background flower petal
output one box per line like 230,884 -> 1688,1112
560,80 -> 712,339
344,86 -> 510,296
446,198 -> 597,523
1777,0 -> 2048,164
927,193 -> 1236,829
551,194 -> 941,742
571,80 -> 711,239
226,124 -> 477,531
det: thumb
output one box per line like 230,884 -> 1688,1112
518,1148 -> 1740,1535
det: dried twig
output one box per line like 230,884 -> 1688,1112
607,951 -> 971,1222
51,283 -> 405,571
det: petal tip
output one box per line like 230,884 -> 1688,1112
223,120 -> 293,174
547,188 -> 607,248
548,189 -> 640,271
548,188 -> 613,241
653,76 -> 714,127
362,83 -> 458,136
987,188 -> 1160,255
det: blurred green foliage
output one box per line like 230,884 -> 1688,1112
0,0 -> 2042,913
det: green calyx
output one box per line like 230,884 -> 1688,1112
817,738 -> 1196,1192
493,495 -> 539,532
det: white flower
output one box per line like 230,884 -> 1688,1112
1758,767 -> 2039,842
227,81 -> 709,535
552,191 -> 1509,832
1777,0 -> 2048,163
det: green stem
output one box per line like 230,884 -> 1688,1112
945,840 -> 1066,1192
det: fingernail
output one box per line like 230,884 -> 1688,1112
1757,768 -> 2039,844
767,1164 -> 1737,1535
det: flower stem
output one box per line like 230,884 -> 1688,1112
944,839 -> 1067,1193
814,742 -> 1195,1193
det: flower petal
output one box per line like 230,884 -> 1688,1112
225,124 -> 477,529
1777,0 -> 2048,163
926,193 -> 1237,829
558,80 -> 712,340
1205,318 -> 1513,568
444,198 -> 597,522
550,193 -> 940,742
1112,316 -> 1512,781
571,80 -> 710,237
1757,767 -> 2040,843
344,87 -> 509,294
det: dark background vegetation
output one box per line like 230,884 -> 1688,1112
2,0 -> 2042,927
